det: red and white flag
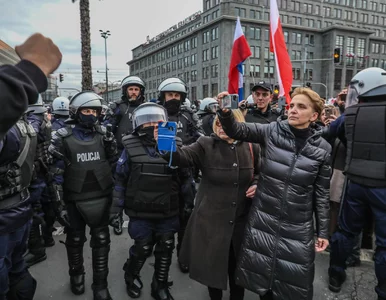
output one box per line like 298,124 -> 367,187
228,17 -> 252,100
270,0 -> 292,103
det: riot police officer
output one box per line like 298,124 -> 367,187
157,78 -> 202,273
196,97 -> 219,136
108,75 -> 146,235
49,91 -> 118,300
110,102 -> 180,300
240,81 -> 281,124
327,68 -> 386,300
0,113 -> 37,300
23,96 -> 52,266
51,96 -> 70,132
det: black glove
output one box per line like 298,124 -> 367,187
175,136 -> 183,147
109,200 -> 123,229
51,184 -> 71,228
104,124 -> 114,142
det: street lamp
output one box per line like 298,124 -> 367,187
100,29 -> 111,102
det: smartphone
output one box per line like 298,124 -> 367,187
325,108 -> 333,118
221,94 -> 239,109
157,121 -> 177,152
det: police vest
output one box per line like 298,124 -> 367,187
169,111 -> 197,145
62,129 -> 113,201
344,101 -> 386,187
200,113 -> 215,136
0,119 -> 37,208
115,102 -> 137,148
122,135 -> 179,218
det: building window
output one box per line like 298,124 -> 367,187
305,34 -> 314,45
292,68 -> 301,80
191,70 -> 197,81
191,86 -> 197,101
203,31 -> 210,44
211,65 -> 218,77
205,0 -> 211,10
372,42 -> 380,53
191,54 -> 197,65
284,31 -> 289,43
249,65 -> 261,77
184,57 -> 189,67
264,29 -> 269,41
211,27 -> 219,40
178,43 -> 183,54
264,66 -> 275,78
203,84 -> 209,98
211,46 -> 219,59
203,49 -> 209,62
250,46 -> 261,58
249,27 -> 261,40
203,67 -> 209,79
346,37 -> 355,66
304,69 -> 313,80
191,37 -> 197,49
211,83 -> 218,96
371,59 -> 379,67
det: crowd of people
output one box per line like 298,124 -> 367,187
0,32 -> 385,300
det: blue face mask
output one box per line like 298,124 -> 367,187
78,113 -> 98,128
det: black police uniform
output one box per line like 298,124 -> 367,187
112,133 -> 180,300
329,101 -> 386,299
0,118 -> 37,300
49,124 -> 118,300
24,112 -> 52,266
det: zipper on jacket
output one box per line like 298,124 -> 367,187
269,153 -> 298,289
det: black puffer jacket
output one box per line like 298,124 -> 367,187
218,112 -> 331,300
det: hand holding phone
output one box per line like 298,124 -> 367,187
157,121 -> 177,152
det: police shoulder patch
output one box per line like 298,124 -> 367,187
56,127 -> 72,137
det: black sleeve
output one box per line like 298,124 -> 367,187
0,60 -> 48,140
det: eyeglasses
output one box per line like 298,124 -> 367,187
80,109 -> 98,115
253,91 -> 270,98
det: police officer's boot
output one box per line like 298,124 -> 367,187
123,258 -> 144,298
66,245 -> 85,295
113,211 -> 123,235
328,267 -> 346,293
151,233 -> 175,300
91,227 -> 112,300
24,222 -> 47,267
177,230 -> 189,273
43,217 -> 56,247
66,231 -> 86,295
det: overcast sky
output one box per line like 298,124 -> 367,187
0,0 -> 202,96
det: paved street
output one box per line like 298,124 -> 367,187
30,226 -> 378,300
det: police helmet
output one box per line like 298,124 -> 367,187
157,77 -> 188,103
52,96 -> 70,116
199,97 -> 219,113
69,91 -> 103,119
121,75 -> 145,99
26,94 -> 47,114
101,105 -> 109,115
132,102 -> 168,130
346,67 -> 386,108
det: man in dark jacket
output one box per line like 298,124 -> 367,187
157,77 -> 203,273
240,81 -> 281,124
110,102 -> 180,300
0,33 -> 61,139
49,91 -> 118,300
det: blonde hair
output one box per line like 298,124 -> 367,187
213,109 -> 245,133
291,87 -> 324,117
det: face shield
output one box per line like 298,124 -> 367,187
132,105 -> 168,130
346,84 -> 359,108
207,103 -> 219,113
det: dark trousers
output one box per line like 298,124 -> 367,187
0,222 -> 33,297
207,244 -> 245,300
330,182 -> 386,299
260,291 -> 273,300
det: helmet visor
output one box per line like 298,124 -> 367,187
207,103 -> 219,113
346,85 -> 359,108
133,106 -> 167,129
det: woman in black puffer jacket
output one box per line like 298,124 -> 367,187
217,87 -> 332,300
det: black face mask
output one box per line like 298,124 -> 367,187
164,99 -> 181,115
138,126 -> 156,146
78,113 -> 98,128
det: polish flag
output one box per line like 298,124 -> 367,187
270,0 -> 292,103
228,17 -> 252,100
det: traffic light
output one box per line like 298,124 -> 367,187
59,73 -> 64,82
273,85 -> 279,95
334,48 -> 341,63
